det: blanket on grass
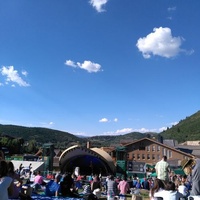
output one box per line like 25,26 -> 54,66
31,194 -> 84,200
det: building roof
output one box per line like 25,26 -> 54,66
123,137 -> 193,158
163,139 -> 178,147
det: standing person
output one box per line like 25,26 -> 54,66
117,176 -> 130,200
155,155 -> 170,182
7,161 -> 23,199
107,175 -> 118,200
91,175 -> 102,199
0,160 -> 13,200
181,157 -> 200,196
19,163 -> 24,174
29,163 -> 32,171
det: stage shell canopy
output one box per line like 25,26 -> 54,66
59,145 -> 116,176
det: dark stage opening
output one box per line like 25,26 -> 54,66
60,155 -> 112,176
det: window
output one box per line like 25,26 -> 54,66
132,154 -> 135,159
152,145 -> 155,152
152,154 -> 155,160
157,155 -> 160,160
163,148 -> 166,155
142,154 -> 145,160
147,146 -> 150,152
157,145 -> 160,151
137,154 -> 140,160
169,151 -> 172,158
127,153 -> 129,159
147,154 -> 150,160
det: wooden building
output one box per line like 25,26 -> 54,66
123,137 -> 193,167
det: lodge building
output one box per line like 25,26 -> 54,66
101,137 -> 194,168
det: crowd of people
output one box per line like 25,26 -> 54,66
0,155 -> 200,200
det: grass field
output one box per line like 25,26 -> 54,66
99,189 -> 149,200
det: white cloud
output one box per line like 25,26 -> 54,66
89,0 -> 108,13
99,117 -> 118,123
0,66 -> 30,87
40,121 -> 55,128
65,60 -> 77,68
103,127 -> 160,136
65,59 -> 102,73
168,6 -> 176,11
116,128 -> 133,134
99,118 -> 108,123
77,61 -> 102,73
159,127 -> 167,132
136,27 -> 183,58
22,70 -> 28,76
113,118 -> 118,122
170,121 -> 178,126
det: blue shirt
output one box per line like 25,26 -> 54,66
45,180 -> 60,196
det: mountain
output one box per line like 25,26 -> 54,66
0,124 -> 86,148
87,132 -> 157,147
1,110 -> 200,148
0,124 -> 153,148
160,110 -> 200,142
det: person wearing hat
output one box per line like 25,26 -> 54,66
181,157 -> 200,196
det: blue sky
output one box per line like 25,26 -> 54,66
0,0 -> 199,137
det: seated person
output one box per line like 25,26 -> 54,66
60,173 -> 80,198
7,161 -> 23,199
80,183 -> 91,195
154,181 -> 183,200
34,171 -> 44,184
45,174 -> 62,197
31,170 -> 45,191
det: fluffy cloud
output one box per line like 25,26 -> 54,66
99,117 -> 118,123
116,128 -> 133,134
113,118 -> 118,122
99,118 -> 108,122
0,66 -> 30,87
168,6 -> 176,11
89,0 -> 108,12
159,127 -> 167,132
22,70 -> 28,76
65,60 -> 77,68
136,27 -> 183,58
65,60 -> 102,73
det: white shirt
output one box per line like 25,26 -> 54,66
154,190 -> 183,200
149,188 -> 164,200
178,184 -> 188,196
0,176 -> 12,200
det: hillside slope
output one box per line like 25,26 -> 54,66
0,124 -> 86,147
1,110 -> 200,147
160,110 -> 200,142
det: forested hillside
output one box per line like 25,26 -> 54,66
160,110 -> 200,142
0,124 -> 86,148
1,110 -> 200,150
88,132 -> 157,147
